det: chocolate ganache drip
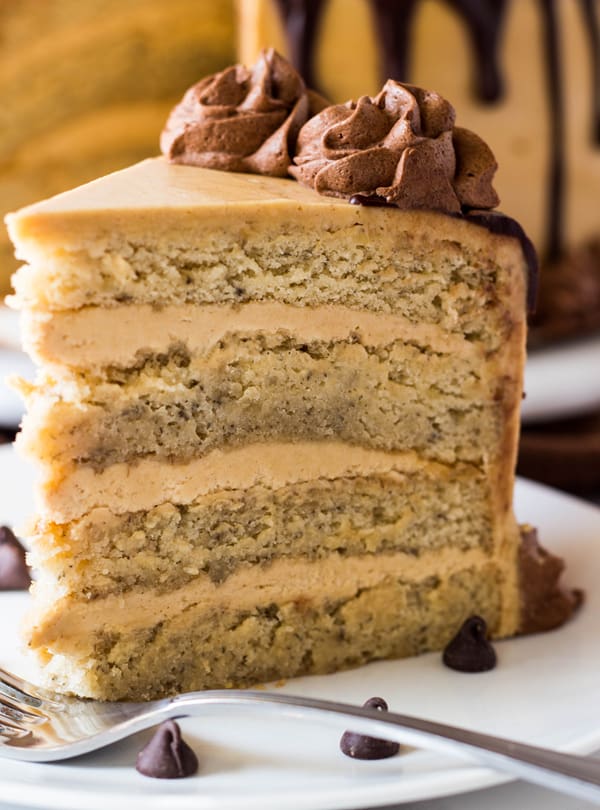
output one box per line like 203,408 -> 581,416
273,0 -> 326,89
370,0 -> 509,104
580,0 -> 600,144
275,0 -> 600,262
538,0 -> 564,264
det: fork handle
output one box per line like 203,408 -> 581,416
170,690 -> 600,804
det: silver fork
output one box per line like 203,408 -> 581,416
1,666 -> 600,804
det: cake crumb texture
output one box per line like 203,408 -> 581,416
30,471 -> 493,599
37,565 -> 503,700
20,334 -> 510,473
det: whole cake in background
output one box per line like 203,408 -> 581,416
0,0 -> 234,296
6,51 -> 579,700
238,0 -> 600,344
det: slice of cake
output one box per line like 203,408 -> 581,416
6,53 -> 578,700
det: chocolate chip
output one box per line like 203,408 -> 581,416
442,615 -> 497,672
0,527 -> 31,591
340,697 -> 400,760
135,720 -> 198,778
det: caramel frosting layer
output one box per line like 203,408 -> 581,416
291,80 -> 499,212
160,49 -> 326,177
23,302 -> 479,367
32,442 -> 466,523
29,546 -> 500,649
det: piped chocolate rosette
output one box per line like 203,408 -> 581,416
161,48 -> 327,177
290,80 -> 499,213
286,77 -> 538,310
161,58 -> 537,309
162,59 -> 500,213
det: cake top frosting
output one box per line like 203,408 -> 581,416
160,48 -> 326,178
161,51 -> 500,214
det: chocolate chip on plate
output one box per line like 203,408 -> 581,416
136,719 -> 198,778
442,615 -> 497,672
340,697 -> 400,760
0,526 -> 31,591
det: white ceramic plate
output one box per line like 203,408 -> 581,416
0,307 -> 20,349
0,349 -> 34,428
0,308 -> 34,428
522,334 -> 600,424
0,445 -> 599,809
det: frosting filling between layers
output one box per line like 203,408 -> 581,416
30,468 -> 495,598
18,330 -> 503,474
31,442 -> 484,521
34,561 -> 509,700
28,545 -> 515,649
22,302 -> 481,366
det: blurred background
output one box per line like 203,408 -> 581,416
1,0 -> 599,497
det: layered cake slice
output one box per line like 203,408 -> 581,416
6,53 -> 578,700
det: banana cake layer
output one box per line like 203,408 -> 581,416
9,160 -> 521,355
32,554 -> 507,700
18,331 -> 510,476
7,155 -> 562,700
30,465 -> 494,599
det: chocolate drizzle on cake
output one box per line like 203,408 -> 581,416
275,0 -> 600,263
538,0 -> 564,264
368,1 -> 420,95
273,0 -> 326,89
580,0 -> 600,145
369,0 -> 509,104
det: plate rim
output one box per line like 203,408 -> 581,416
0,445 -> 599,809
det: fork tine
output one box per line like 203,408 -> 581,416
0,678 -> 43,710
0,666 -> 46,697
0,667 -> 62,710
0,721 -> 32,741
0,697 -> 46,726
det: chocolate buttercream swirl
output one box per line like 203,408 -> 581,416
518,525 -> 583,634
161,49 -> 327,177
290,80 -> 500,212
